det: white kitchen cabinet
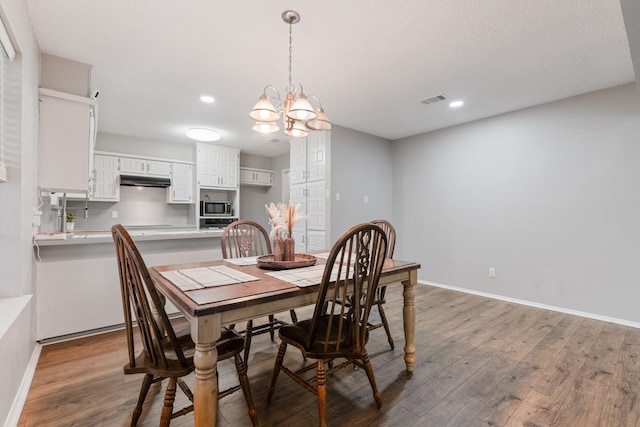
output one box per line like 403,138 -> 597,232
38,89 -> 96,192
289,132 -> 331,252
91,154 -> 120,201
197,144 -> 239,188
120,156 -> 171,177
240,167 -> 274,186
167,162 -> 194,204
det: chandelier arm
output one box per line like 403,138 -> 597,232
306,94 -> 322,109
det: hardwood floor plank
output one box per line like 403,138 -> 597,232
17,284 -> 640,427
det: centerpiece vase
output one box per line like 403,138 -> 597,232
284,235 -> 295,262
273,237 -> 284,261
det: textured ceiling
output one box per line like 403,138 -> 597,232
23,0 -> 635,157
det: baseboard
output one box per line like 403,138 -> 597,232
420,280 -> 640,329
4,343 -> 42,427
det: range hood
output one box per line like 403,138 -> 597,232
119,175 -> 171,188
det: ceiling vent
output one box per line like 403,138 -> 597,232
421,94 -> 447,105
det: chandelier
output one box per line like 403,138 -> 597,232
249,10 -> 332,139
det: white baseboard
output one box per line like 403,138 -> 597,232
420,280 -> 640,329
4,343 -> 42,427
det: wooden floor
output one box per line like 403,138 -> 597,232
18,284 -> 640,427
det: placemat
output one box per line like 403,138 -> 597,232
160,265 -> 258,291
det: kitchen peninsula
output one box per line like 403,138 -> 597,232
34,227 -> 225,341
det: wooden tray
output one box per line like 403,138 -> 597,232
257,254 -> 317,270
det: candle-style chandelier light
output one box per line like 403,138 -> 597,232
249,10 -> 332,139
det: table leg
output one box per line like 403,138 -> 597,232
402,269 -> 417,372
192,315 -> 221,426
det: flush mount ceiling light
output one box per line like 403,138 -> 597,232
249,10 -> 332,139
186,128 -> 220,141
449,100 -> 464,108
200,95 -> 215,103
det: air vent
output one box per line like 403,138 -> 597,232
421,94 -> 447,105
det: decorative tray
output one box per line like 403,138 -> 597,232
257,254 -> 317,270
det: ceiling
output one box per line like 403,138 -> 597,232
23,1 -> 636,158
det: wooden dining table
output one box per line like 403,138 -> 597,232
149,255 -> 420,427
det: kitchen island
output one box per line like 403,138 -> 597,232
33,227 -> 225,341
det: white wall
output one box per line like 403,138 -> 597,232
96,132 -> 194,162
331,125 -> 393,241
393,83 -> 640,323
0,0 -> 41,424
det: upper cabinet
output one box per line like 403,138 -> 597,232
38,89 -> 96,192
119,157 -> 171,177
240,167 -> 274,186
167,162 -> 194,204
91,154 -> 119,201
197,144 -> 239,189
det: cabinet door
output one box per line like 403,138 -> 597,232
197,144 -> 239,188
168,163 -> 193,203
92,155 -> 119,201
119,157 -> 146,175
219,149 -> 238,188
305,181 -> 326,231
255,170 -> 273,185
197,144 -> 221,186
147,160 -> 172,177
290,139 -> 307,184
38,94 -> 92,192
306,133 -> 326,182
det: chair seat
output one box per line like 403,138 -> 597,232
280,315 -> 369,358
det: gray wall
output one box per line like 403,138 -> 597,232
330,125 -> 393,241
393,83 -> 640,323
239,151 -> 290,231
0,0 -> 41,424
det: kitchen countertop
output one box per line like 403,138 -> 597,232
33,227 -> 224,246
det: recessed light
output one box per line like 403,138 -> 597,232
186,128 -> 220,141
200,95 -> 215,103
449,100 -> 464,108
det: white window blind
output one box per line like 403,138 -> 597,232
0,15 -> 14,183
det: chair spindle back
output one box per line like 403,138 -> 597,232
308,223 -> 387,354
221,220 -> 272,259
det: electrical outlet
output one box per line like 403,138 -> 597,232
336,192 -> 341,201
112,210 -> 118,219
489,267 -> 496,278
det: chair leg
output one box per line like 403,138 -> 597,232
131,373 -> 154,426
362,354 -> 382,410
316,360 -> 327,427
267,341 -> 287,404
377,302 -> 394,350
268,314 -> 276,341
234,354 -> 259,426
244,319 -> 254,369
289,309 -> 297,323
160,377 -> 177,427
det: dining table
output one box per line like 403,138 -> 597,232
149,253 -> 421,427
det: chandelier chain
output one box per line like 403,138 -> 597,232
288,20 -> 293,90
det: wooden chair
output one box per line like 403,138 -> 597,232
266,223 -> 388,427
111,224 -> 259,427
368,219 -> 396,349
221,219 -> 297,366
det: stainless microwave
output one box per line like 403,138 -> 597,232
200,201 -> 232,216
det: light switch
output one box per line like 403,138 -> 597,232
364,195 -> 369,204
112,211 -> 118,219
336,193 -> 341,202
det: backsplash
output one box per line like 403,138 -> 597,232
40,186 -> 195,232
